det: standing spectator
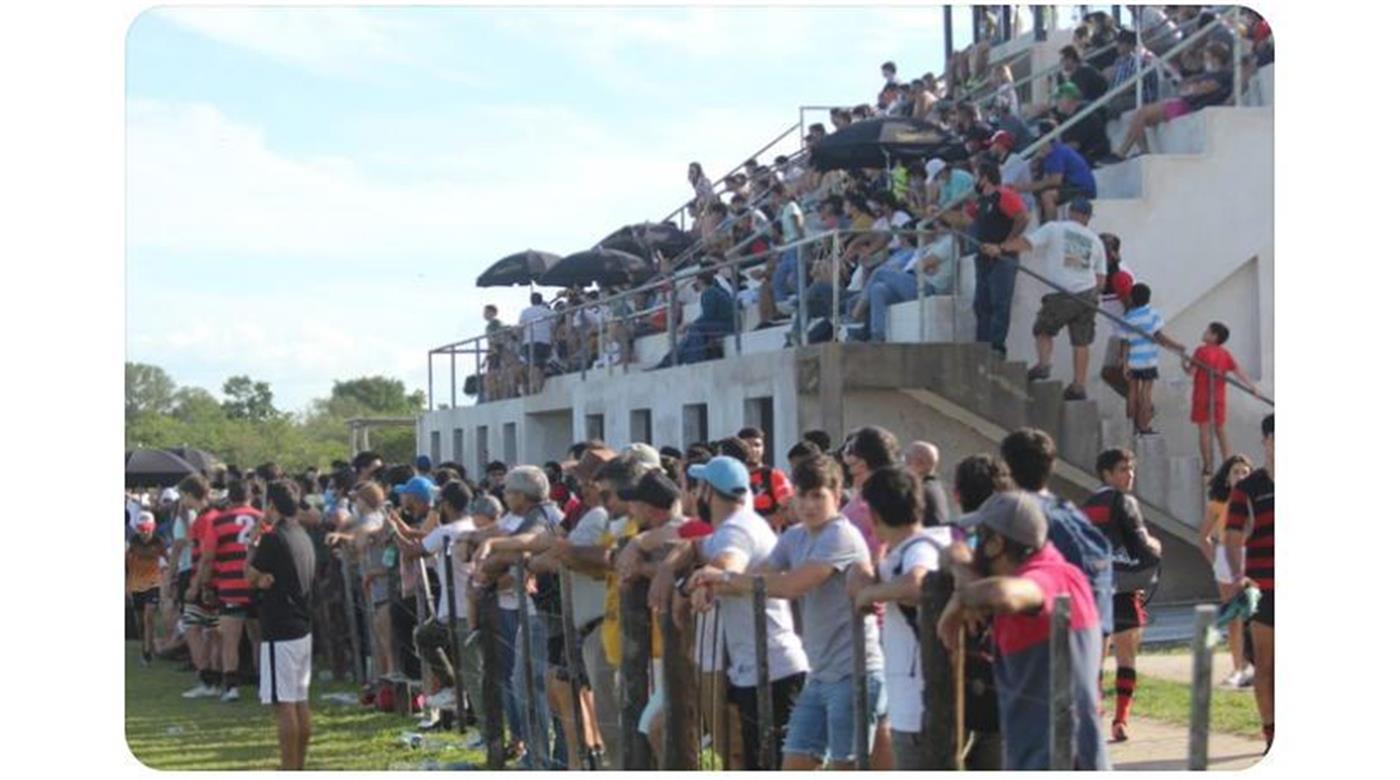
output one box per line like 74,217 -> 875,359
246,479 -> 316,770
1224,414 -> 1274,752
737,427 -> 795,524
1097,233 -> 1135,397
196,477 -> 263,701
1028,137 -> 1097,221
1057,45 -> 1109,103
999,197 -> 1107,401
1185,322 -> 1260,476
178,474 -> 223,698
1119,283 -> 1186,436
519,291 -> 555,391
405,480 -> 476,712
938,491 -> 1110,769
688,162 -> 716,205
966,161 -> 1030,359
1082,449 -> 1162,743
1114,42 -> 1236,159
880,60 -> 898,88
985,131 -> 1033,209
903,441 -> 951,527
1197,455 -> 1255,689
127,511 -> 167,666
840,426 -> 901,559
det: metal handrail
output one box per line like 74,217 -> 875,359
649,121 -> 802,231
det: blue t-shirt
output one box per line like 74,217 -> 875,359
1041,143 -> 1097,197
1120,306 -> 1166,369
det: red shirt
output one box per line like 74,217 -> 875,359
992,543 -> 1099,656
678,518 -> 714,539
200,504 -> 262,607
749,465 -> 794,518
1224,470 -> 1274,591
1191,344 -> 1238,402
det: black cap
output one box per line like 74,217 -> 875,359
616,470 -> 683,509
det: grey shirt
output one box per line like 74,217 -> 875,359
769,516 -> 884,681
921,475 -> 952,528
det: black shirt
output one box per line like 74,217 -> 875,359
251,522 -> 316,641
1068,64 -> 1109,103
1052,106 -> 1111,163
921,475 -> 951,528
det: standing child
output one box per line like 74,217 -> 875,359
127,511 -> 168,666
1184,322 -> 1259,475
1118,283 -> 1184,436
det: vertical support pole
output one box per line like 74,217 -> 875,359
1189,604 -> 1217,770
1231,8 -> 1243,107
666,285 -> 678,370
944,5 -> 955,61
338,551 -> 365,685
971,5 -> 982,43
752,577 -> 774,770
475,583 -> 506,769
1049,594 -> 1073,770
515,560 -> 544,765
559,570 -> 592,768
475,341 -> 484,403
829,231 -> 840,339
443,546 -> 467,732
427,352 -> 434,409
731,262 -> 743,356
1034,4 -> 1047,42
661,594 -> 700,769
920,571 -> 961,768
1113,5 -> 1122,26
796,241 -> 809,345
851,600 -> 871,770
917,234 -> 928,344
1136,48 -> 1144,110
620,578 -> 654,769
1001,5 -> 1014,43
450,350 -> 458,409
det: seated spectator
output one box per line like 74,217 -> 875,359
1028,137 -> 1097,221
1083,11 -> 1120,71
1056,45 -> 1109,104
881,60 -> 897,87
910,77 -> 939,121
1106,29 -> 1160,117
986,100 -> 1034,153
829,107 -> 853,132
925,159 -> 977,216
652,271 -> 734,368
1047,83 -> 1113,164
850,219 -> 953,342
1114,42 -> 1235,158
1136,5 -> 1180,56
852,104 -> 875,122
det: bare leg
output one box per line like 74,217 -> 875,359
547,677 -> 579,768
1141,380 -> 1156,431
1034,333 -> 1053,370
781,753 -> 822,770
220,615 -> 245,688
1218,583 -> 1245,674
142,604 -> 158,656
1251,622 -> 1274,747
871,717 -> 894,769
1198,423 -> 1213,474
1215,423 -> 1232,462
1071,344 -> 1089,389
297,701 -> 312,769
276,703 -> 299,769
247,619 -> 262,674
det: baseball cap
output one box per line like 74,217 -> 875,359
415,455 -> 433,471
686,456 -> 750,500
392,475 -> 437,504
924,158 -> 947,180
621,443 -> 662,469
1055,82 -> 1082,101
1069,197 -> 1094,217
136,511 -> 156,532
957,491 -> 1048,549
989,130 -> 1015,150
575,447 -> 617,483
617,470 -> 683,509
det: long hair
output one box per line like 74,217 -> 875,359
1208,454 -> 1254,502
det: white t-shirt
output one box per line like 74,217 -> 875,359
876,527 -> 952,733
566,506 -> 610,628
496,513 -> 524,610
1000,154 -> 1033,200
519,304 -> 555,345
1026,220 -> 1107,295
700,507 -> 809,687
422,518 -> 476,623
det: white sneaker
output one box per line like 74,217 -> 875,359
1239,666 -> 1255,687
220,687 -> 240,702
1222,670 -> 1245,688
182,683 -> 217,699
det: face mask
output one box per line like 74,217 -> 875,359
696,494 -> 713,524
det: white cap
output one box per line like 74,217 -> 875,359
924,158 -> 946,180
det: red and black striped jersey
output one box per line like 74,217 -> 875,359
749,466 -> 794,518
1225,469 -> 1274,591
200,504 -> 262,606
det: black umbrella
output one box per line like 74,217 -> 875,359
126,449 -> 198,489
476,249 -> 561,288
166,447 -> 219,476
538,248 -> 653,288
598,222 -> 695,260
810,116 -> 961,172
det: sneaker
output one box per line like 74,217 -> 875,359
1111,721 -> 1129,742
417,711 -> 441,731
141,652 -> 152,667
220,687 -> 240,702
1062,384 -> 1088,401
1027,364 -> 1052,382
1222,670 -> 1246,688
182,683 -> 218,699
1239,666 -> 1255,687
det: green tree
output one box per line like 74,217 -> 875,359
126,362 -> 176,418
171,386 -> 223,424
326,376 -> 426,417
221,375 -> 278,421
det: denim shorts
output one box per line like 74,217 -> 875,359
781,671 -> 887,764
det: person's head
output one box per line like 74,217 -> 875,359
1095,448 -> 1136,493
468,493 -> 503,527
1100,232 -> 1121,264
802,429 -> 832,452
530,291 -> 545,306
352,450 -> 383,479
842,426 -> 899,481
1115,28 -> 1138,56
963,490 -> 1047,576
685,455 -> 750,523
1000,428 -> 1057,492
393,475 -> 437,515
502,465 -> 549,514
135,510 -> 157,540
436,479 -> 471,520
1054,81 -> 1083,114
617,469 -> 683,528
265,478 -> 301,523
486,460 -> 508,486
688,162 -> 704,183
790,454 -> 843,527
620,442 -> 662,470
355,481 -> 385,514
696,270 -> 716,291
975,159 -> 1002,193
595,457 -> 648,518
1203,40 -> 1230,72
862,465 -> 922,542
226,477 -> 250,506
903,441 -> 940,478
1261,413 -> 1274,466
786,440 -> 823,472
953,454 -> 1011,512
1204,321 -> 1230,346
1208,455 -> 1254,502
737,426 -> 765,465
1129,282 -> 1152,309
1068,197 -> 1093,225
881,60 -> 897,80
1059,44 -> 1082,74
713,436 -> 752,466
177,473 -> 210,512
484,304 -> 499,322
988,129 -> 1015,161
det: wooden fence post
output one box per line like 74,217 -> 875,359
474,583 -> 506,769
620,578 -> 655,769
661,594 -> 700,769
1049,594 -> 1073,770
919,571 -> 962,769
753,577 -> 774,770
852,599 -> 871,769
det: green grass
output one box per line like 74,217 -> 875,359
124,642 -> 487,770
1104,674 -> 1261,737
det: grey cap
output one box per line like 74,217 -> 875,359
957,490 -> 1048,549
468,494 -> 503,519
620,443 -> 662,469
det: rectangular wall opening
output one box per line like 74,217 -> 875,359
683,403 -> 709,447
586,413 -> 605,443
743,396 -> 776,466
429,430 -> 442,465
503,422 -> 518,465
630,409 -> 653,445
451,428 -> 464,464
475,425 -> 489,475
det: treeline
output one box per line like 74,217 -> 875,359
124,363 -> 424,469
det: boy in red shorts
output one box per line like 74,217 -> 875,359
1183,322 -> 1259,476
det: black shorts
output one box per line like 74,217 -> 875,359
221,602 -> 257,620
1053,182 -> 1093,206
131,587 -> 161,611
728,672 -> 806,770
1128,367 -> 1159,381
1249,589 -> 1274,628
521,344 -> 550,368
1112,590 -> 1148,634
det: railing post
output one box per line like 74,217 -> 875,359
666,286 -> 678,370
442,548 -> 467,732
851,599 -> 871,769
514,560 -> 545,765
796,242 -> 810,345
1112,5 -> 1122,26
337,551 -> 365,685
917,237 -> 928,344
944,6 -> 955,62
1049,594 -> 1073,770
620,578 -> 654,769
661,591 -> 700,769
427,351 -> 434,409
971,5 -> 982,43
1001,5 -> 1013,43
1033,4 -> 1046,42
1231,6 -> 1243,107
450,350 -> 457,409
559,570 -> 592,768
731,263 -> 743,356
829,232 -> 840,340
475,582 -> 507,769
752,576 -> 774,769
920,571 -> 961,769
1136,49 -> 1144,110
475,342 -> 484,403
1189,603 -> 1217,770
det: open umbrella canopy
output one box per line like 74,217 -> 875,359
126,449 -> 198,489
166,447 -> 219,476
476,249 -> 561,288
598,222 -> 694,260
810,116 -> 961,172
538,248 -> 653,288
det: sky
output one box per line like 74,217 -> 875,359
125,3 -> 1074,412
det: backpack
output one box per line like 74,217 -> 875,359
1038,494 -> 1116,635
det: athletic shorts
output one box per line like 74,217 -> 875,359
1249,590 -> 1274,628
729,671 -> 806,770
1033,289 -> 1098,347
1128,367 -> 1159,381
131,587 -> 161,611
1164,97 -> 1192,121
521,344 -> 550,368
783,672 -> 887,765
260,634 -> 313,704
221,602 -> 257,620
1112,590 -> 1148,634
1212,544 -> 1233,584
182,601 -> 219,630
